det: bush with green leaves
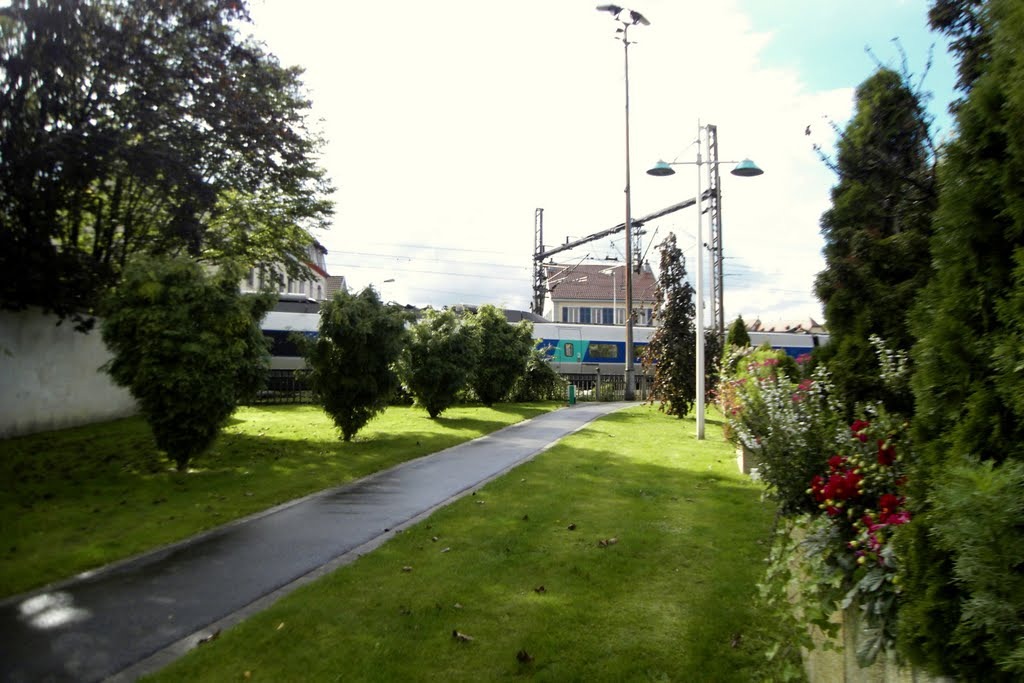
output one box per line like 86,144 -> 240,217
467,305 -> 534,406
509,345 -> 566,402
727,353 -> 844,515
304,287 -> 410,441
100,255 -> 273,471
399,309 -> 478,418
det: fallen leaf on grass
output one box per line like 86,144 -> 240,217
243,671 -> 251,679
402,566 -> 413,572
453,603 -> 463,609
441,547 -> 451,553
598,537 -> 618,547
567,523 -> 577,531
276,622 -> 285,630
452,630 -> 474,642
516,649 -> 534,663
533,585 -> 546,593
731,633 -> 743,648
197,629 -> 220,645
432,536 -> 439,542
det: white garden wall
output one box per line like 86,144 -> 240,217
0,309 -> 137,438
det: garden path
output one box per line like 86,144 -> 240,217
0,402 -> 629,683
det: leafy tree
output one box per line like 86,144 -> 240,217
100,255 -> 273,472
643,233 -> 697,417
0,0 -> 332,328
929,0 -> 990,94
813,67 -> 936,415
467,305 -> 533,407
725,315 -> 751,348
305,288 -> 410,442
898,1 -> 1024,678
399,309 -> 478,418
509,345 -> 567,402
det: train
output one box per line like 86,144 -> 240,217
533,322 -> 828,374
261,297 -> 829,374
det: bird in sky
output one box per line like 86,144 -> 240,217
596,4 -> 650,26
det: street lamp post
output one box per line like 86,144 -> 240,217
597,4 -> 649,401
647,123 -> 762,439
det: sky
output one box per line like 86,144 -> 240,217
245,0 -> 957,326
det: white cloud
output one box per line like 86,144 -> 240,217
247,0 -> 862,323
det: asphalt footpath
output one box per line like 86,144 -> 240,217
0,402 -> 631,683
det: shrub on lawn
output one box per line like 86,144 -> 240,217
399,309 -> 479,418
466,305 -> 534,406
304,287 -> 411,441
100,256 -> 273,471
509,345 -> 567,402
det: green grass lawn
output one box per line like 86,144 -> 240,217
146,406 -> 789,682
0,402 -> 559,598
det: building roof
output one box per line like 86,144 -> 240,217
544,263 -> 658,303
324,275 -> 347,299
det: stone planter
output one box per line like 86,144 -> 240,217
736,444 -> 759,475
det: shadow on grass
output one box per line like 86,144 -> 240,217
152,436 -> 777,682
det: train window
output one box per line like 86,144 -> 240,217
564,342 -> 575,358
589,343 -> 618,359
634,343 -> 647,360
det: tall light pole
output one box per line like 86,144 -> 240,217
647,124 -> 762,439
597,4 -> 649,400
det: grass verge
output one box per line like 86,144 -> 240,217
147,406 -> 788,682
1,402 -> 559,598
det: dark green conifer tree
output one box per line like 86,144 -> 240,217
898,1 -> 1024,678
643,233 -> 697,417
813,67 -> 936,414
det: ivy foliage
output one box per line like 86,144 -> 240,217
100,255 -> 273,471
399,309 -> 479,418
304,288 -> 411,441
813,67 -> 936,416
898,0 -> 1024,678
0,0 -> 332,327
466,305 -> 534,407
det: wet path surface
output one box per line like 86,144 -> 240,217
0,402 -> 629,682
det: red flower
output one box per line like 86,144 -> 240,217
877,439 -> 896,466
850,420 -> 871,442
878,493 -> 901,519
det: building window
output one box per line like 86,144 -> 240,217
602,308 -> 614,325
245,268 -> 255,288
615,308 -> 625,325
561,307 -> 579,323
317,285 -> 323,300
580,307 -> 591,324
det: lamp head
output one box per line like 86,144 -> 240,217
646,160 -> 675,177
730,158 -> 763,177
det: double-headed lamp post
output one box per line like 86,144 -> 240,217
597,4 -> 649,401
647,123 -> 763,439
